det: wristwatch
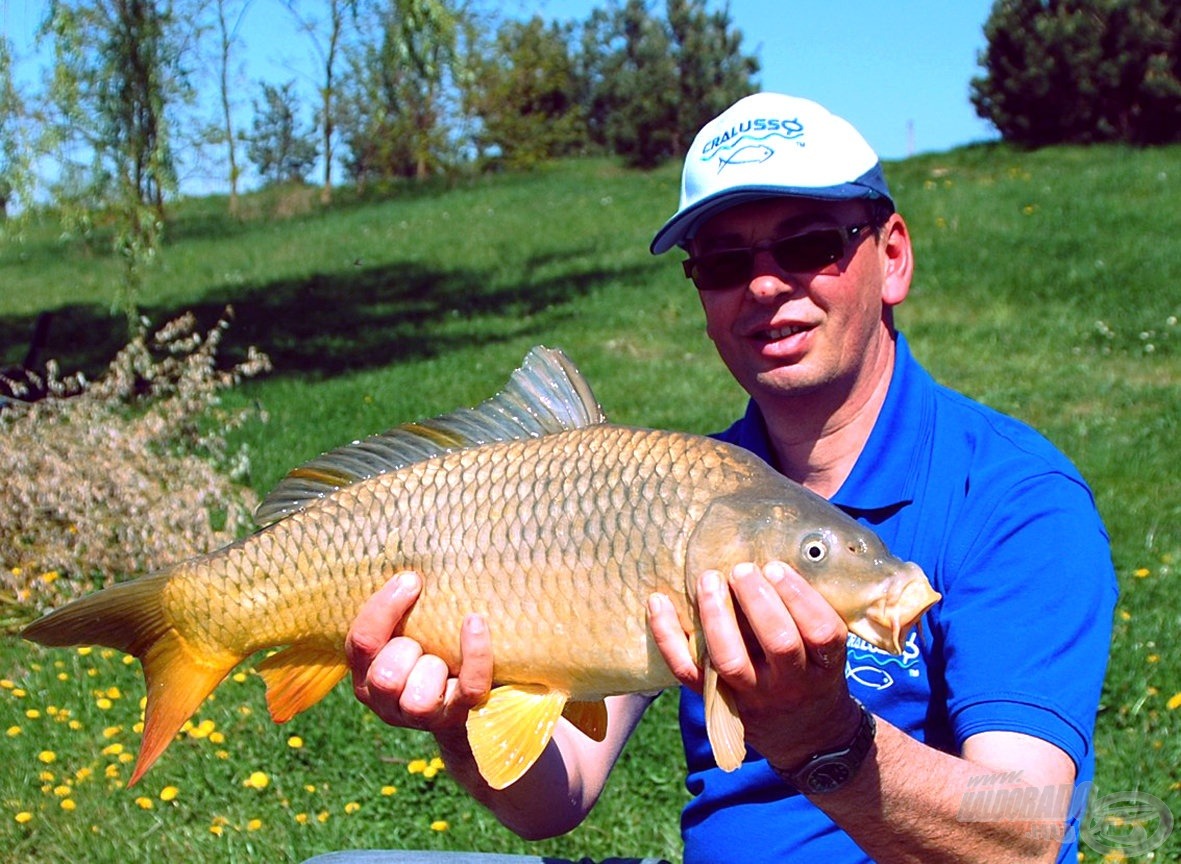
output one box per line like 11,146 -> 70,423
771,699 -> 877,794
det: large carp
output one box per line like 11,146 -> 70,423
23,346 -> 940,790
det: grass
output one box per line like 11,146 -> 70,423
2,145 -> 1180,862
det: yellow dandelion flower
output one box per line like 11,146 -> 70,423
160,786 -> 179,802
134,721 -> 146,734
13,688 -> 27,698
246,818 -> 262,831
423,765 -> 439,779
39,770 -> 55,782
244,770 -> 269,789
41,570 -> 60,584
209,731 -> 225,744
102,743 -> 124,756
38,750 -> 57,764
135,796 -> 153,810
6,726 -> 21,737
215,750 -> 229,760
287,735 -> 304,749
317,811 -> 330,823
77,647 -> 93,656
1133,567 -> 1151,578
304,784 -> 317,793
15,812 -> 33,824
75,767 -> 93,781
47,705 -> 60,717
0,679 -> 13,689
430,820 -> 449,832
87,668 -> 99,678
122,655 -> 135,665
118,753 -> 134,764
295,812 -> 309,824
25,709 -> 40,719
210,824 -> 224,837
381,785 -> 397,796
68,719 -> 82,731
344,802 -> 360,814
104,765 -> 120,779
60,798 -> 77,811
429,757 -> 445,771
57,673 -> 69,682
408,759 -> 427,774
233,672 -> 248,683
95,698 -> 112,710
1148,654 -> 1160,663
1167,692 -> 1181,711
53,784 -> 72,797
102,726 -> 122,739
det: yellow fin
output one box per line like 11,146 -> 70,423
467,684 -> 567,790
21,573 -> 242,786
703,659 -> 746,772
562,699 -> 608,742
257,644 -> 350,723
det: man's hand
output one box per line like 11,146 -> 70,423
648,560 -> 860,770
346,571 -> 493,732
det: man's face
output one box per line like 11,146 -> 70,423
688,197 -> 909,407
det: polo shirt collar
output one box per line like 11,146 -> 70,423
720,333 -> 929,516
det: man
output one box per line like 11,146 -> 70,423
344,93 -> 1116,863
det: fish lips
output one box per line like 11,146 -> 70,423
850,563 -> 941,654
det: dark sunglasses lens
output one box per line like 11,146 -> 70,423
691,250 -> 752,290
771,229 -> 845,272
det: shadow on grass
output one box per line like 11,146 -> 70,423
0,255 -> 655,380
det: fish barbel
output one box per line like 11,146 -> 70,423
22,347 -> 940,790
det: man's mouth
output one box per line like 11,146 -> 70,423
763,324 -> 809,341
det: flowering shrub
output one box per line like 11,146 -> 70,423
0,310 -> 271,623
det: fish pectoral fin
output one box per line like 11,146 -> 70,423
562,699 -> 608,742
257,644 -> 350,723
467,684 -> 567,790
703,659 -> 746,772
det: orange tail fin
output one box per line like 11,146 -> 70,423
21,574 -> 242,785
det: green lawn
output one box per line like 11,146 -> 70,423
2,145 -> 1179,862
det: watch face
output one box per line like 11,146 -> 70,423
806,762 -> 852,793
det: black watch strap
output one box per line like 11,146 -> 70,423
770,699 -> 877,794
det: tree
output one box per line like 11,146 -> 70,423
971,0 -> 1181,147
0,38 -> 38,221
246,80 -> 318,185
576,0 -> 757,168
337,0 -> 466,185
40,0 -> 194,323
466,16 -> 587,168
210,0 -> 256,215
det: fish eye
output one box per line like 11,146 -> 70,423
801,533 -> 828,563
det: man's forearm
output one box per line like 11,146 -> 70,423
809,720 -> 1074,864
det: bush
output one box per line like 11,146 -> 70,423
0,310 -> 271,626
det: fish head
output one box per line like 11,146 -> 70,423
688,490 -> 941,655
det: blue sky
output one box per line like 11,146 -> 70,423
3,0 -> 1001,192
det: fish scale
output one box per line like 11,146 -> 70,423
22,346 -> 940,791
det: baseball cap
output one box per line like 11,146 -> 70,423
650,92 -> 894,254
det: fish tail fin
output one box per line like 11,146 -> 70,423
22,575 -> 242,785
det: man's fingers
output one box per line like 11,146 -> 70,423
647,592 -> 701,689
762,561 -> 847,669
346,571 -> 422,681
454,614 -> 493,707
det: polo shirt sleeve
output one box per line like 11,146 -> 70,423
935,467 -> 1117,770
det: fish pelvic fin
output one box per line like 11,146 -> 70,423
254,346 -> 606,527
562,699 -> 609,742
21,574 -> 242,786
703,659 -> 747,772
467,684 -> 567,790
257,644 -> 350,723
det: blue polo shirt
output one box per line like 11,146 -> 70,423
679,333 -> 1117,864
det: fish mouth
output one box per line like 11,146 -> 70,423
849,565 -> 941,654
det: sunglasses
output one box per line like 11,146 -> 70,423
682,221 -> 876,291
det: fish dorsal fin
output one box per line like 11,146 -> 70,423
254,346 -> 605,527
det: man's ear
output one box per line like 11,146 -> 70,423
879,213 -> 913,308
